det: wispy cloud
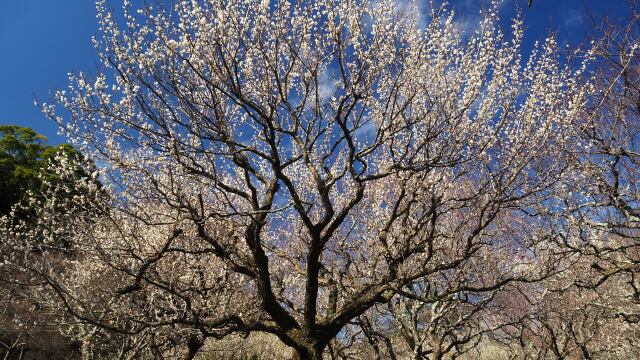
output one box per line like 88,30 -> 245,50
563,8 -> 583,29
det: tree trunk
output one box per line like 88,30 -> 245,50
293,344 -> 326,360
183,335 -> 204,360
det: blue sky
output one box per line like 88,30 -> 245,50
0,0 -> 628,144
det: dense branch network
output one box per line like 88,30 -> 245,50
5,0 -> 630,359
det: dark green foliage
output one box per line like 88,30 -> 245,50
0,125 -> 81,217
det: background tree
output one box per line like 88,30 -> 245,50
344,215 -> 555,360
560,0 -> 640,336
0,126 -> 101,359
0,125 -> 80,216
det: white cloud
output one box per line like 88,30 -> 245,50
563,9 -> 583,29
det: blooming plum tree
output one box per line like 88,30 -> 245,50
3,0 -> 592,358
